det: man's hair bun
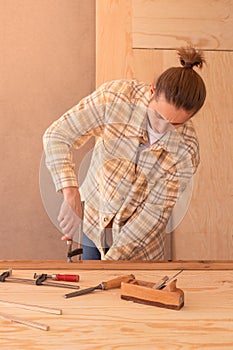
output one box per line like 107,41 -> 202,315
178,46 -> 205,69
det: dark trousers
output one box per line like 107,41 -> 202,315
82,232 -> 101,260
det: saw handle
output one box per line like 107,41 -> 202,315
101,274 -> 135,290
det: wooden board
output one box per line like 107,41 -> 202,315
132,0 -> 233,50
172,50 -> 233,260
0,261 -> 232,349
1,260 -> 233,270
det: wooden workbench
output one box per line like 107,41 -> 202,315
0,261 -> 232,349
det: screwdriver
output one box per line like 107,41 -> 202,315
63,274 -> 135,298
34,273 -> 79,282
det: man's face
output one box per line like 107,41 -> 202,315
147,94 -> 194,134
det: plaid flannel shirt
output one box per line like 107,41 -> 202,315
43,79 -> 200,260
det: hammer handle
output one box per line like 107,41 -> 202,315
102,274 -> 135,290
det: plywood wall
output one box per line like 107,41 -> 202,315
0,0 -> 95,259
96,0 -> 233,260
132,0 -> 233,50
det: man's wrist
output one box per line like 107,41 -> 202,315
62,186 -> 79,199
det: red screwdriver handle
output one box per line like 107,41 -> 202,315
55,274 -> 79,282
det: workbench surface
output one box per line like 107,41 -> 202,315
0,261 -> 232,350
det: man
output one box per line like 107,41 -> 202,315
43,47 -> 206,260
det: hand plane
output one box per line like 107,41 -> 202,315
121,272 -> 184,310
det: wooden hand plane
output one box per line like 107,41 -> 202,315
121,278 -> 184,310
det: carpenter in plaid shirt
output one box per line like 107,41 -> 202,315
43,47 -> 206,260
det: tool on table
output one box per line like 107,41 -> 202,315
0,299 -> 62,315
151,275 -> 169,290
64,274 -> 136,299
152,270 -> 183,290
0,311 -> 49,331
121,270 -> 184,310
67,239 -> 83,263
34,272 -> 79,282
0,270 -> 80,290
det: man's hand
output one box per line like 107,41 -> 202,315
58,187 -> 83,241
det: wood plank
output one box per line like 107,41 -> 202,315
0,300 -> 62,315
0,311 -> 49,331
132,0 -> 233,50
172,50 -> 233,260
96,0 -> 134,86
0,260 -> 233,270
0,268 -> 232,349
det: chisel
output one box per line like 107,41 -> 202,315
63,274 -> 135,298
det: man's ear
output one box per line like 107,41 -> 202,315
150,83 -> 155,96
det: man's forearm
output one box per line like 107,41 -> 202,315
61,187 -> 82,216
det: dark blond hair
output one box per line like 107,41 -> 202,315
154,46 -> 206,113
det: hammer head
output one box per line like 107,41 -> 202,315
67,247 -> 83,263
66,240 -> 83,263
0,269 -> 12,282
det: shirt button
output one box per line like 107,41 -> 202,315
103,217 -> 108,222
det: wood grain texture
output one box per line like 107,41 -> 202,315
0,300 -> 62,315
0,264 -> 232,349
96,0 -> 134,85
132,0 -> 233,50
172,50 -> 233,260
96,0 -> 233,260
0,260 -> 233,270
